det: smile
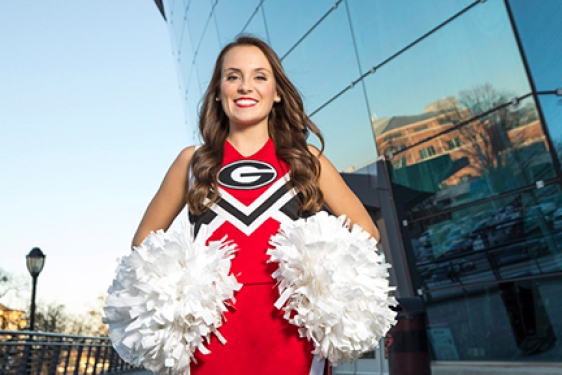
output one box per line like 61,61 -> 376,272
234,98 -> 258,107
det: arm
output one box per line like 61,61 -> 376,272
309,145 -> 381,242
131,146 -> 195,247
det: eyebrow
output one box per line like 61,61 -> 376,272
223,67 -> 272,74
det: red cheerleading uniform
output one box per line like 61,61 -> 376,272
189,139 -> 328,375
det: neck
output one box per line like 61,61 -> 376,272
227,123 -> 270,157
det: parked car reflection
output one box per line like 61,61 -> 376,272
553,208 -> 562,231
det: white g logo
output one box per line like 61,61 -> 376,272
218,161 -> 277,189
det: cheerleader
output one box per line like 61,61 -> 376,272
108,36 -> 394,375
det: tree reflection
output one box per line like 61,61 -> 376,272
378,83 -> 562,293
378,83 -> 550,219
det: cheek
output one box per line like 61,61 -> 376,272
265,84 -> 278,101
219,82 -> 232,99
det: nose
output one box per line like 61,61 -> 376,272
238,76 -> 252,93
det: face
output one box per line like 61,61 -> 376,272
218,46 -> 280,130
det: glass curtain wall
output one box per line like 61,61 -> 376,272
161,0 -> 562,365
372,0 -> 562,363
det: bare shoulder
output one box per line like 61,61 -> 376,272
164,146 -> 195,177
307,144 -> 380,240
307,144 -> 322,157
307,144 -> 337,174
131,145 -> 197,247
175,145 -> 196,166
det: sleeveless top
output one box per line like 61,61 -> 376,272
189,138 -> 301,285
188,139 -> 327,375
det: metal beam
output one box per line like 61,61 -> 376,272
153,0 -> 166,20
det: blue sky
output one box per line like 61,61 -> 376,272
0,1 -> 188,313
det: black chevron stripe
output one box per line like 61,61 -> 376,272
279,194 -> 300,221
278,194 -> 331,220
189,209 -> 217,238
214,182 -> 296,226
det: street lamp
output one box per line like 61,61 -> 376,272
26,247 -> 46,331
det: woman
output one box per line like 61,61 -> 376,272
132,36 -> 380,375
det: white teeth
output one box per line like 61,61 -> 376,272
235,99 -> 257,105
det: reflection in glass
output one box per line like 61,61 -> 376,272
424,275 -> 562,361
185,0 -> 212,53
168,0 -> 187,47
262,0 -> 335,58
238,6 -> 269,45
310,82 -> 376,173
346,0 -> 474,73
538,94 -> 562,173
280,2 -> 358,113
409,184 -> 562,293
388,96 -> 555,216
508,0 -> 562,90
192,19 -> 221,91
364,0 -> 530,136
214,0 -> 262,46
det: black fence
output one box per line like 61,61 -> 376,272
0,330 -> 135,375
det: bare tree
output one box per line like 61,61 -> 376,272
66,296 -> 108,337
424,84 -> 520,192
456,84 -> 515,174
0,267 -> 29,300
22,297 -> 109,336
33,303 -> 69,333
458,83 -> 513,117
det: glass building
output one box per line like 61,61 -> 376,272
153,1 -> 562,374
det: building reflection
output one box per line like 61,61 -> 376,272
371,87 -> 562,362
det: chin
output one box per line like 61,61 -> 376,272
229,116 -> 269,128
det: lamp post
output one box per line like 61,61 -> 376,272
26,247 -> 46,331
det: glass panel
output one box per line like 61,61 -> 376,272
280,3 -> 359,113
214,0 -> 260,46
310,82 -> 376,172
185,0 -> 212,53
239,6 -> 269,43
387,96 -> 555,216
162,0 -> 174,20
193,16 -> 221,91
177,26 -> 196,98
407,184 -> 562,292
508,0 -> 562,90
347,0 -> 474,72
538,93 -> 562,172
365,0 -> 530,131
262,0 -> 335,57
186,64 -> 202,141
167,0 -> 186,47
424,274 -> 562,361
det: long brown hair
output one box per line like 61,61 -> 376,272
187,35 -> 325,215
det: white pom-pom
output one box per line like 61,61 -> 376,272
267,211 -> 397,365
103,225 -> 241,375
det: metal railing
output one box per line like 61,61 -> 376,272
0,330 -> 135,375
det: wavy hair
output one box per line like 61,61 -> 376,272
187,35 -> 325,215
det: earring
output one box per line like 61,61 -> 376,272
275,97 -> 281,103
215,97 -> 220,102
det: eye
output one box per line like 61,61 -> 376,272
226,75 -> 239,81
255,75 -> 267,81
